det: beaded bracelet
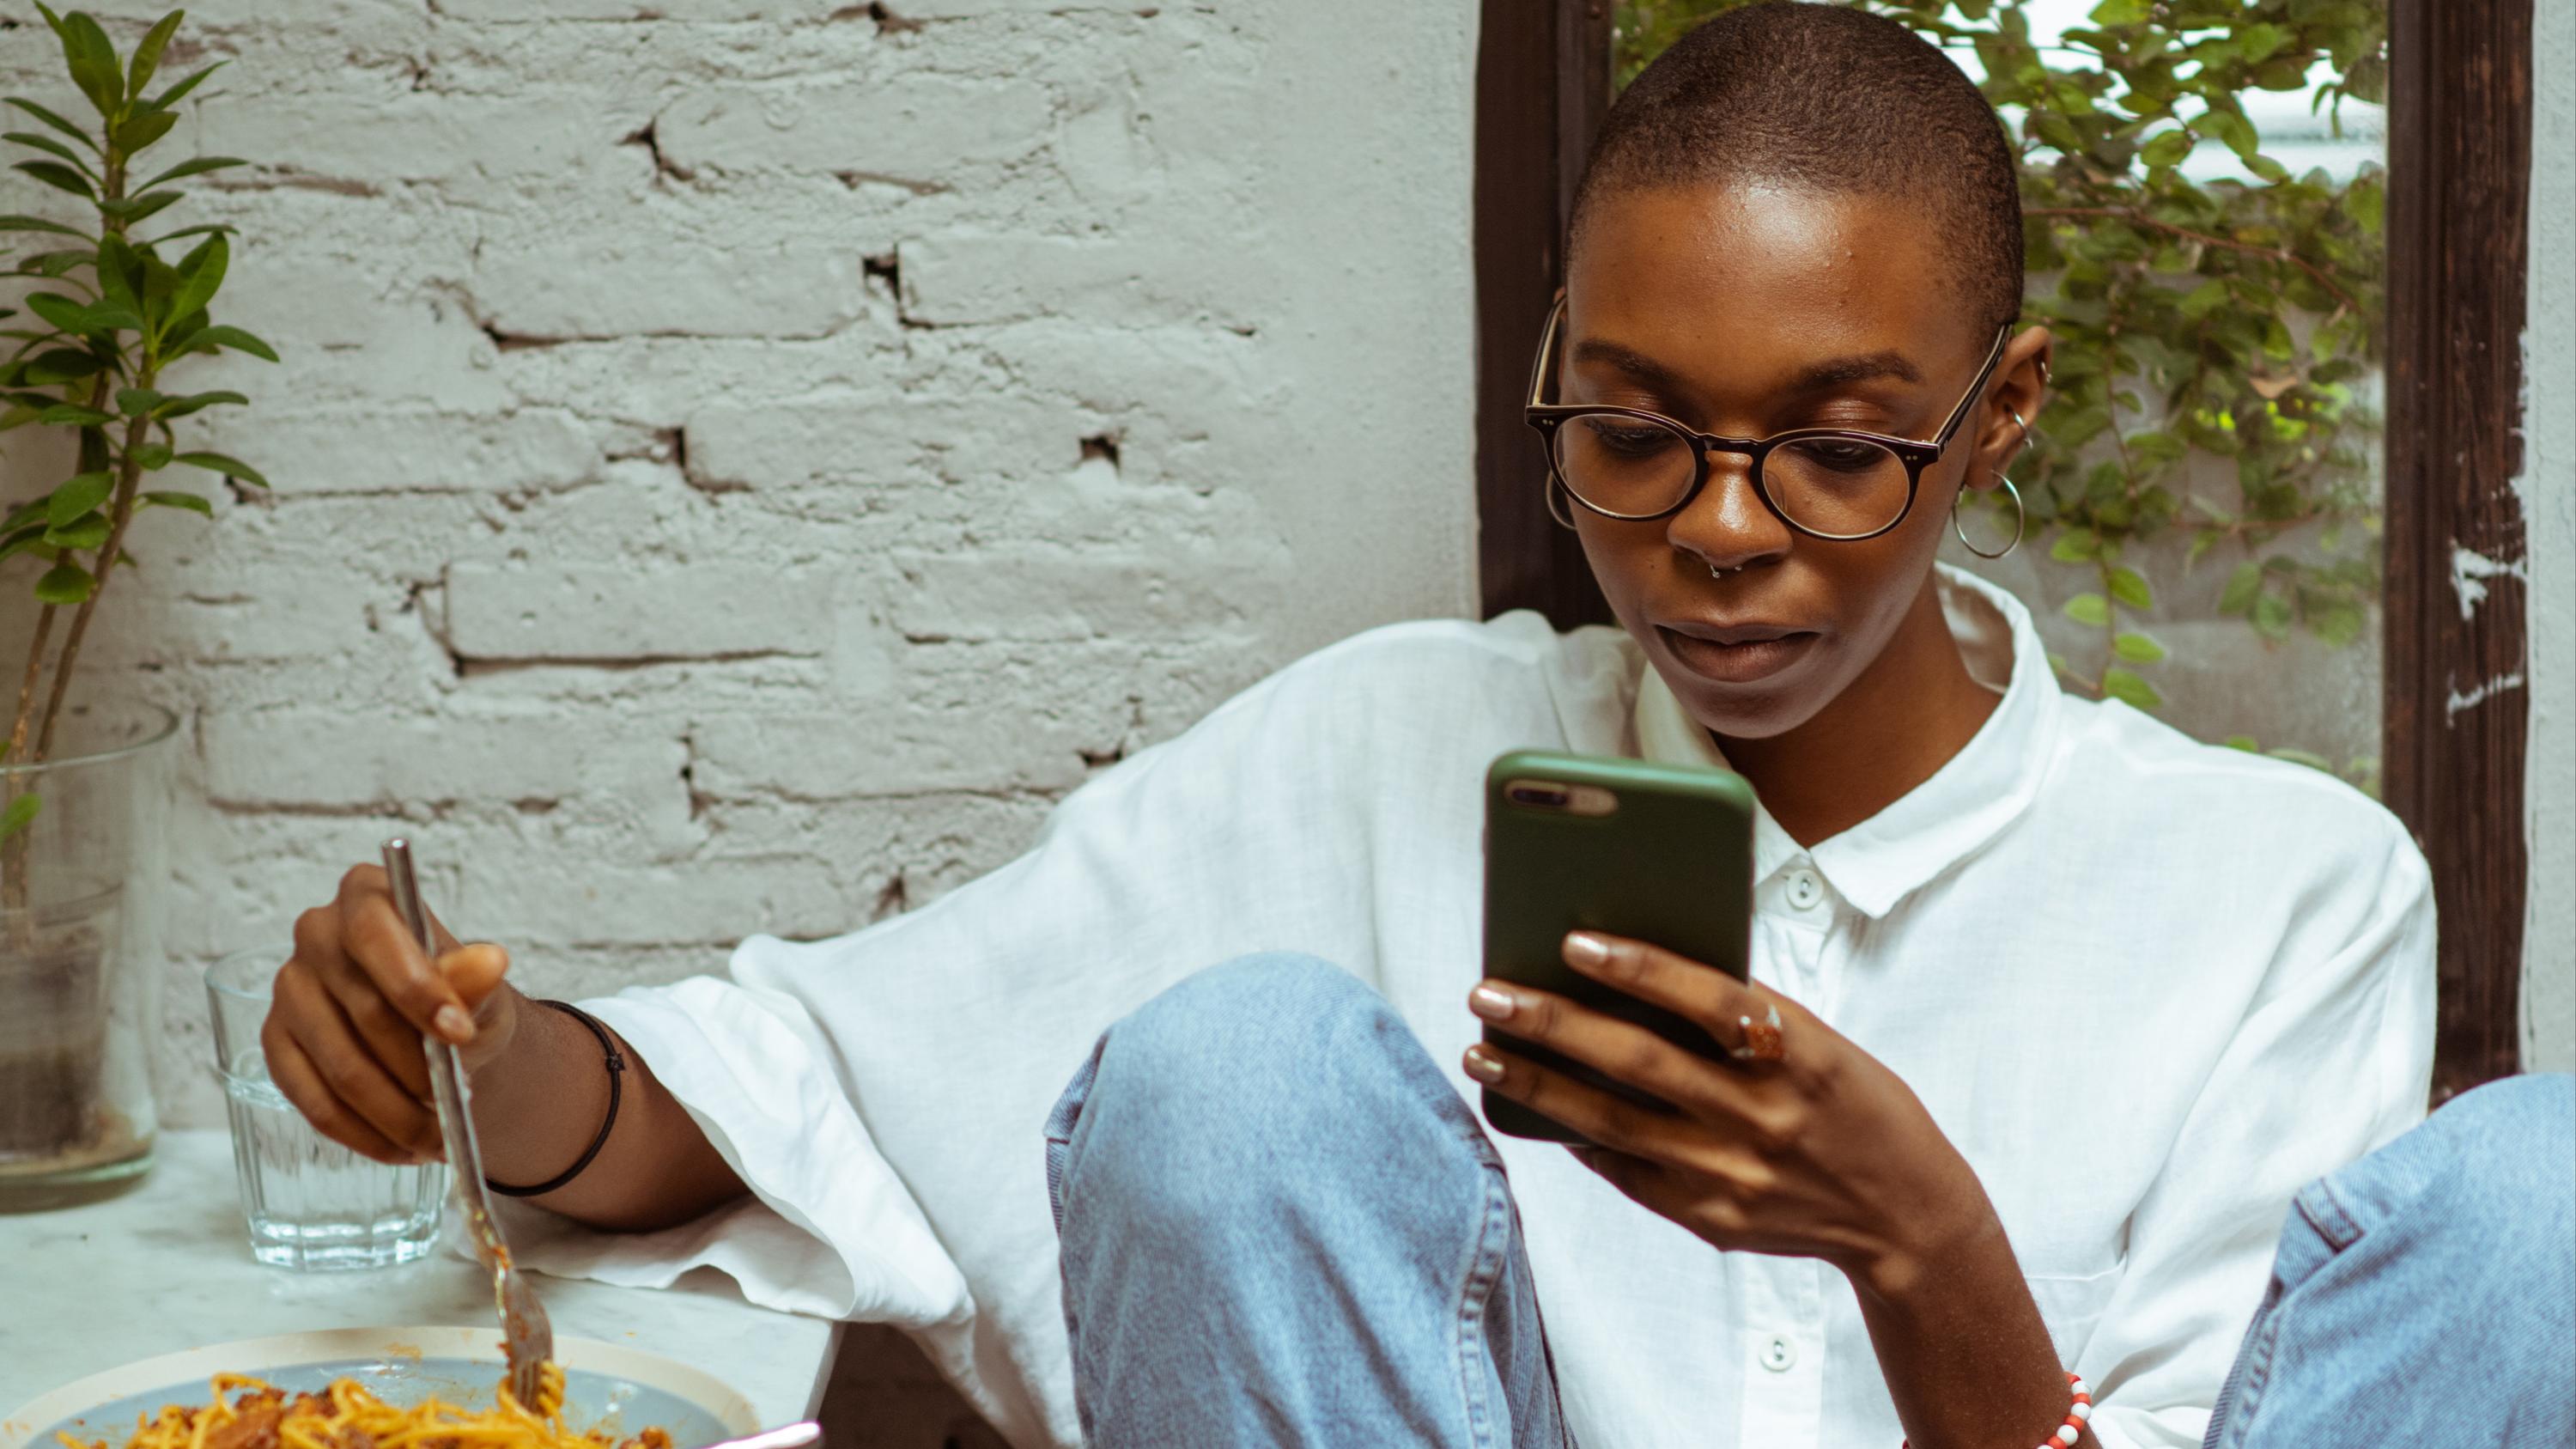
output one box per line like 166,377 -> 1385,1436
484,1000 -> 625,1198
1899,1371 -> 2090,1449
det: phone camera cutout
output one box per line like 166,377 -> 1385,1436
1502,780 -> 1619,816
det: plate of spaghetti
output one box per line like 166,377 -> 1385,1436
0,1328 -> 759,1449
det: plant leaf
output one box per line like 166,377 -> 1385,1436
4,130 -> 99,174
140,155 -> 246,190
34,559 -> 94,605
16,247 -> 93,280
3,98 -> 100,154
0,793 -> 40,844
174,448 -> 266,485
48,471 -> 114,526
2218,561 -> 2263,615
29,286 -> 100,333
128,10 -> 187,99
94,234 -> 144,319
138,222 -> 236,247
152,391 -> 248,421
0,521 -> 47,563
118,387 -> 166,417
58,10 -> 125,119
2140,128 -> 2194,168
14,159 -> 95,200
160,307 -> 207,351
2063,592 -> 2111,627
112,109 -> 179,154
2112,630 -> 2168,663
37,403 -> 115,426
2100,667 -> 2164,710
43,512 -> 109,550
168,232 -> 228,328
97,191 -> 184,226
0,213 -> 93,240
143,488 -> 210,515
133,441 -> 173,469
2106,564 -> 2154,609
144,61 -> 227,114
24,346 -> 105,384
184,323 -> 277,362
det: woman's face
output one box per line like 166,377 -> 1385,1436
1561,181 -> 2047,741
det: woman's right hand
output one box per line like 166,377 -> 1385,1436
263,863 -> 521,1165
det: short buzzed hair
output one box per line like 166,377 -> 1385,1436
1571,1 -> 2026,338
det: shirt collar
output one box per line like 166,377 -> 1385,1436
1631,564 -> 2062,919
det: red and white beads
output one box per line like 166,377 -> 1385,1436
2043,1371 -> 2093,1449
1898,1370 -> 2092,1449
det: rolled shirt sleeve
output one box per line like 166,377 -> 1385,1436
488,618 -> 1583,1448
2077,827 -> 2438,1449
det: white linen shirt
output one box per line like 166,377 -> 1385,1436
506,567 -> 2436,1449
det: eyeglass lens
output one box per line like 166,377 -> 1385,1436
1550,416 -> 1911,536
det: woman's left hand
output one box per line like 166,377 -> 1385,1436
1463,928 -> 1996,1300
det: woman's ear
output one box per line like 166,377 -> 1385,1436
1966,324 -> 2052,493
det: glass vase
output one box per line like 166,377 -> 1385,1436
0,700 -> 174,1209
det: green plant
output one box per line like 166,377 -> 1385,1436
1615,0 -> 2385,780
0,5 -> 274,847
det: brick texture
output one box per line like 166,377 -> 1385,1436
0,0 -> 1476,1280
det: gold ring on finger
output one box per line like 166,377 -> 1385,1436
1728,1002 -> 1786,1064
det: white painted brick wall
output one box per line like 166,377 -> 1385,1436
0,1 -> 1482,1132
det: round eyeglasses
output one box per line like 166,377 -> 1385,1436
1522,296 -> 2011,542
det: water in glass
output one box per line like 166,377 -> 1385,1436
206,950 -> 445,1269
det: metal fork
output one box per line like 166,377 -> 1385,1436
383,837 -> 556,1411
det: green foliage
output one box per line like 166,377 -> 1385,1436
1614,0 -> 2385,780
0,788 -> 39,843
0,5 -> 276,779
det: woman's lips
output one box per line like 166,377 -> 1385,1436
1656,624 -> 1820,685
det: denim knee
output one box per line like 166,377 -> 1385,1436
1048,951 -> 1480,1233
2319,1073 -> 2575,1250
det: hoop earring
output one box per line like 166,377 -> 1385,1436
1953,476 -> 2026,560
1546,477 -> 1577,531
1951,405 -> 2032,561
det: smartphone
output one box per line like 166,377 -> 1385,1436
1480,749 -> 1754,1144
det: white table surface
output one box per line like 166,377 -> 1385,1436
0,1129 -> 841,1428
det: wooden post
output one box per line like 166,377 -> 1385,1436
1474,0 -> 1616,629
2383,0 -> 2536,1099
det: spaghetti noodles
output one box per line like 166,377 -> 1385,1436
55,1369 -> 672,1449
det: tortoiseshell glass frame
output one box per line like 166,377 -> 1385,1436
1522,295 -> 2012,541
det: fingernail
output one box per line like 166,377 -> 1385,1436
1467,984 -> 1517,1022
1563,932 -> 1609,967
1462,1044 -> 1506,1084
434,1005 -> 476,1044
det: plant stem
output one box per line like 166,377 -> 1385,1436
2026,206 -> 2364,316
26,111 -> 134,765
4,605 -> 58,768
33,410 -> 149,762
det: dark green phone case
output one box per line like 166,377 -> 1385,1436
1480,749 -> 1754,1144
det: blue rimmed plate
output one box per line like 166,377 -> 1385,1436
1,1327 -> 758,1449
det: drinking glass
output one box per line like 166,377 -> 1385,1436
205,949 -> 445,1269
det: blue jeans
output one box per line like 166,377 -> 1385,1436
1044,953 -> 1568,1448
2203,1070 -> 2576,1449
1047,953 -> 2573,1448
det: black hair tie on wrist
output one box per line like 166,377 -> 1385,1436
485,999 -> 625,1198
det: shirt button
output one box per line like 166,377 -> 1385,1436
1784,869 -> 1825,910
1760,1334 -> 1797,1372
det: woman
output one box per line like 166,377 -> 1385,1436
261,6 -> 2441,1446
